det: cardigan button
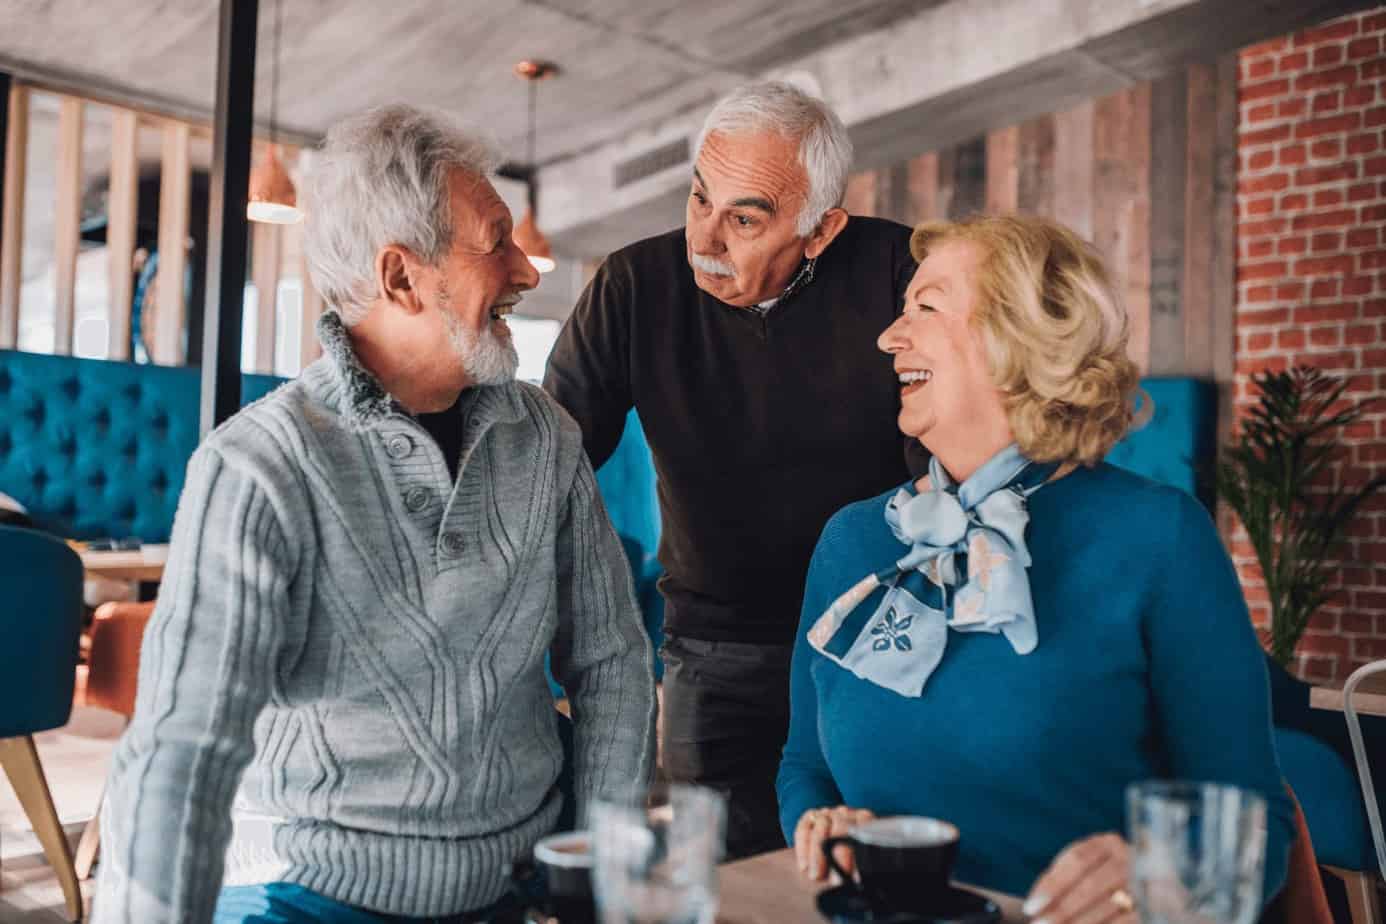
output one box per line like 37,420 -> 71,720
441,530 -> 466,556
386,434 -> 414,459
403,486 -> 431,513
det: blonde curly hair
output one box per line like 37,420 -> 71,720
909,215 -> 1141,467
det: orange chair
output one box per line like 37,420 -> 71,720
1277,786 -> 1335,924
73,600 -> 153,880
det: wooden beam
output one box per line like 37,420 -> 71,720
948,137 -> 986,221
1210,53 -> 1241,446
1182,61 -> 1216,381
106,108 -> 138,361
1017,115 -> 1056,218
879,161 -> 911,225
905,152 -> 940,225
1052,100 -> 1094,241
0,73 -> 8,343
155,119 -> 191,365
1,83 -> 26,348
1093,85 -> 1151,372
52,96 -> 84,355
251,220 -> 279,373
1210,54 -> 1238,389
843,170 -> 879,217
985,125 -> 1020,214
1148,69 -> 1188,375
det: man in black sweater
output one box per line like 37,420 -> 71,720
544,82 -> 917,858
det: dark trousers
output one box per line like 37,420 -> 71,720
659,634 -> 794,860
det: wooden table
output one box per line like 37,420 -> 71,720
1312,671 -> 1386,717
716,848 -> 1023,923
77,544 -> 169,583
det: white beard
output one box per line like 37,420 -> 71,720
445,311 -> 518,386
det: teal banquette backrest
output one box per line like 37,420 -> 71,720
0,349 -> 284,542
1106,377 -> 1219,507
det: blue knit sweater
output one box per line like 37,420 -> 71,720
778,463 -> 1292,905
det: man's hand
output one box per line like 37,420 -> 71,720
793,805 -> 876,881
1023,832 -> 1136,924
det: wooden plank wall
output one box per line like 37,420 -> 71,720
0,83 -> 314,374
52,96 -> 84,355
106,108 -> 139,360
0,84 -> 27,348
845,60 -> 1237,382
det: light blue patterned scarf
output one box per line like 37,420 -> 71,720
807,444 -> 1056,697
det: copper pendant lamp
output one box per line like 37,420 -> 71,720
514,59 -> 558,273
248,0 -> 302,224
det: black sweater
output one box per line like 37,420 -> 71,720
544,217 -> 917,644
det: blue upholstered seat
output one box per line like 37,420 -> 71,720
1277,727 -> 1376,872
1106,377 -> 1219,506
0,524 -> 86,919
0,525 -> 83,737
0,349 -> 282,542
595,410 -> 665,670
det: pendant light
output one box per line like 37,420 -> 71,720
247,0 -> 302,224
512,59 -> 558,273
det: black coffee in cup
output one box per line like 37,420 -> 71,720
530,830 -> 595,920
821,816 -> 960,912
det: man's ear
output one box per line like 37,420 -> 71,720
804,207 -> 849,260
375,245 -> 425,314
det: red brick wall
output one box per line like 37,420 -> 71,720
1236,8 -> 1386,685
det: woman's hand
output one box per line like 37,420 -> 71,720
1023,832 -> 1136,924
793,805 -> 876,881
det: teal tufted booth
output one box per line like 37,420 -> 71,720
0,349 -> 283,542
1106,377 -> 1219,506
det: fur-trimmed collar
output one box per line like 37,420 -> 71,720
313,309 -> 526,432
315,310 -> 398,430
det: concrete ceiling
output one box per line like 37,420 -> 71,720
0,0 -> 1374,264
0,0 -> 944,165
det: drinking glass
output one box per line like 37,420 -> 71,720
1126,781 -> 1267,924
590,782 -> 727,924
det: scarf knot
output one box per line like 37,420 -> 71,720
807,445 -> 1054,697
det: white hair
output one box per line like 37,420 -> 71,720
304,104 -> 501,324
694,81 -> 853,237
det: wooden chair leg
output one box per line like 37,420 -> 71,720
0,735 -> 84,921
1327,865 -> 1383,924
73,784 -> 103,880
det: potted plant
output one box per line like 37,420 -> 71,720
1217,365 -> 1386,668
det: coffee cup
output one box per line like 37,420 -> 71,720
525,830 -> 595,920
821,816 -> 960,912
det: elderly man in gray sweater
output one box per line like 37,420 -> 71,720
93,104 -> 656,924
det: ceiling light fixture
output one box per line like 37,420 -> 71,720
248,0 -> 302,224
512,59 -> 558,273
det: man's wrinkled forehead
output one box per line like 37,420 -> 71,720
448,168 -> 510,240
694,131 -> 808,209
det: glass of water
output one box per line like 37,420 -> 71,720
591,782 -> 727,924
1126,781 -> 1267,924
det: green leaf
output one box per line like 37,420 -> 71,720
1217,364 -> 1386,668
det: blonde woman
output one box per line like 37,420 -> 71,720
777,215 -> 1292,922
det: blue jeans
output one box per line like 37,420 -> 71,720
213,882 -> 516,924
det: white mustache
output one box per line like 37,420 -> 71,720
690,254 -> 734,277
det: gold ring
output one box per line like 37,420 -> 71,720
1110,888 -> 1134,912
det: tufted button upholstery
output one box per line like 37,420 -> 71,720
0,349 -> 285,542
